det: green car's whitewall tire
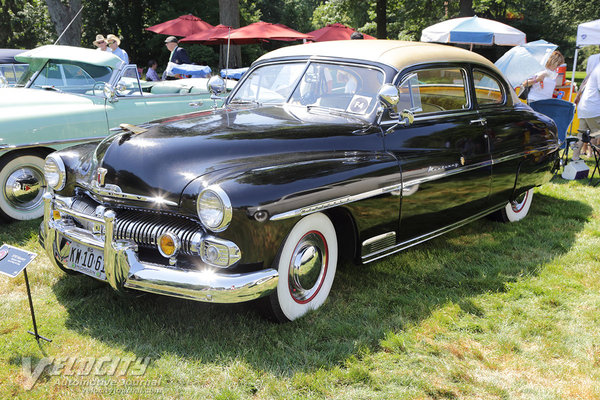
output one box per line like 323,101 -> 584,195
0,154 -> 47,221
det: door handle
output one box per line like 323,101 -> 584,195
470,118 -> 487,125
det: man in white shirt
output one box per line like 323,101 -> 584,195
586,48 -> 600,75
572,64 -> 600,160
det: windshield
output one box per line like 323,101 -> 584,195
230,61 -> 384,115
19,59 -> 113,94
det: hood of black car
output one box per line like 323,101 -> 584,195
94,105 -> 369,205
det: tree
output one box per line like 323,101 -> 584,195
459,0 -> 473,17
219,0 -> 242,69
45,0 -> 82,45
376,0 -> 387,38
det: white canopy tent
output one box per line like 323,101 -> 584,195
421,16 -> 526,50
570,19 -> 600,96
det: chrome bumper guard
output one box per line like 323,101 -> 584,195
41,193 -> 278,303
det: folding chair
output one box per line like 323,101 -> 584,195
528,99 -> 576,167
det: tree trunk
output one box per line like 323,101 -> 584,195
218,0 -> 242,69
376,0 -> 387,39
459,0 -> 474,17
45,0 -> 82,46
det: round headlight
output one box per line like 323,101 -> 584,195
197,185 -> 232,232
44,155 -> 66,191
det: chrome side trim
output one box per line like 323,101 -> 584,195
362,232 -> 396,247
269,144 -> 557,222
270,184 -> 402,221
82,181 -> 179,207
0,136 -> 106,151
41,193 -> 275,303
362,204 -> 504,263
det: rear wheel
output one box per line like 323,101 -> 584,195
263,212 -> 338,322
495,188 -> 534,222
0,153 -> 47,221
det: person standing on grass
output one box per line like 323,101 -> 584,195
93,35 -> 110,52
107,34 -> 129,64
586,46 -> 600,75
572,64 -> 600,160
163,36 -> 191,80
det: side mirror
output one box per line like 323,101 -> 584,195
115,82 -> 128,96
377,84 -> 400,108
102,83 -> 118,102
207,75 -> 225,96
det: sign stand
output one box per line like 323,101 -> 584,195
23,268 -> 52,343
0,244 -> 52,344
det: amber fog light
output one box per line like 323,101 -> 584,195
158,232 -> 180,258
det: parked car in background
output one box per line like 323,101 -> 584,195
0,45 -> 220,221
0,49 -> 28,86
40,40 -> 559,321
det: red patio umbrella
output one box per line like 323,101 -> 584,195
146,14 -> 214,37
307,23 -> 376,42
209,21 -> 313,44
179,24 -> 233,45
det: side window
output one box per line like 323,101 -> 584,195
473,69 -> 505,106
117,65 -> 142,96
397,67 -> 468,115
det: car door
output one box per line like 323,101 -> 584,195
105,65 -> 150,128
384,65 -> 492,243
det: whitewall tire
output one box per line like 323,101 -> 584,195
500,188 -> 534,222
0,154 -> 47,221
266,212 -> 338,322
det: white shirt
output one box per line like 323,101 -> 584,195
528,69 -> 558,102
578,64 -> 600,119
586,53 -> 600,75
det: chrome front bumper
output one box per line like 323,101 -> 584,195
40,193 -> 278,303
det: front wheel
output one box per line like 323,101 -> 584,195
495,188 -> 534,223
263,212 -> 338,322
0,153 -> 47,221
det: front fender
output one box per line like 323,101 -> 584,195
182,152 -> 401,267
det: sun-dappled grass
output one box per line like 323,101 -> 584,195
1,174 -> 600,399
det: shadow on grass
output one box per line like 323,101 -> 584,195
50,193 -> 591,375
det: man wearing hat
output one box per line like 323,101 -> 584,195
164,36 -> 191,79
93,34 -> 110,52
107,34 -> 128,63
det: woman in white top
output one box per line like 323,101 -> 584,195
521,51 -> 565,103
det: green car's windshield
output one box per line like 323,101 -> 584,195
230,61 -> 384,115
20,59 -> 113,94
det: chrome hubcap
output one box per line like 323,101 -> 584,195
3,165 -> 45,211
288,231 -> 328,303
511,191 -> 528,213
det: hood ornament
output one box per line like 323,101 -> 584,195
119,123 -> 148,135
96,167 -> 107,187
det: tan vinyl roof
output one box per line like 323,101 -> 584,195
257,40 -> 500,73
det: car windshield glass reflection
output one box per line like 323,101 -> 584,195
231,62 -> 384,115
24,60 -> 112,94
289,63 -> 383,115
230,62 -> 305,105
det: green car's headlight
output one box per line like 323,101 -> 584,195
44,154 -> 66,191
197,185 -> 232,232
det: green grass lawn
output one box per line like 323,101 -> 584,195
2,172 -> 600,399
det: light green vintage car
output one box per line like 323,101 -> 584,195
0,45 -> 220,221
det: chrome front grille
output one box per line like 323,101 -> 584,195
114,210 -> 202,255
67,196 -> 203,256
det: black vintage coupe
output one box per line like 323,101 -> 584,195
40,41 -> 559,321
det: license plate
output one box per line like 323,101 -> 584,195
67,242 -> 106,281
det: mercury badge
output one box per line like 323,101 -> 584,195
96,167 -> 108,187
460,156 -> 465,166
